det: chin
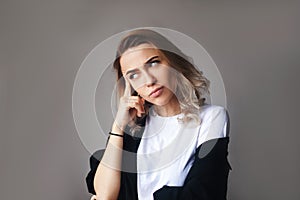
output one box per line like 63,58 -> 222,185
148,96 -> 172,106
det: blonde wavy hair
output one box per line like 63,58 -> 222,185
113,29 -> 210,135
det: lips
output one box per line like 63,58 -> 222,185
149,86 -> 164,98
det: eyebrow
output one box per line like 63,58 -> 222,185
125,55 -> 159,76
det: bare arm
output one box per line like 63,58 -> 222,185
93,123 -> 124,200
92,77 -> 145,200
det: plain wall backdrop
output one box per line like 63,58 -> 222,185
1,0 -> 300,199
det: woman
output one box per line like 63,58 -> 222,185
86,29 -> 231,200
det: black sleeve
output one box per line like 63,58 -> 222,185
85,133 -> 142,200
85,149 -> 105,195
153,137 -> 232,200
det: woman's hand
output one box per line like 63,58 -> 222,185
113,77 -> 145,132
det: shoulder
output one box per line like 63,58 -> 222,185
197,104 -> 229,147
199,104 -> 229,128
199,104 -> 228,119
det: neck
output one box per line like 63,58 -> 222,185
153,96 -> 181,117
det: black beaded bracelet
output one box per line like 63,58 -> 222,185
109,132 -> 124,138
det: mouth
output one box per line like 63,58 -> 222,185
149,86 -> 164,98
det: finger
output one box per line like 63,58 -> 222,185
126,96 -> 144,108
140,96 -> 145,105
127,102 -> 145,117
121,96 -> 145,117
123,76 -> 132,97
123,96 -> 139,104
138,97 -> 145,113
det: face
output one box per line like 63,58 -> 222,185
120,43 -> 178,106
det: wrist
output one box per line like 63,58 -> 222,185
109,132 -> 124,138
111,122 -> 124,135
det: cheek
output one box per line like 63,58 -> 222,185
135,86 -> 147,96
157,68 -> 177,91
149,67 -> 170,83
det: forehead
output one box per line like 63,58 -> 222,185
120,43 -> 162,73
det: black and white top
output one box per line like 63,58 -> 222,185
86,104 -> 231,200
137,104 -> 229,200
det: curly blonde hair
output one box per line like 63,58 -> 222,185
113,29 -> 210,135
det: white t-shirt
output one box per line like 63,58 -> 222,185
137,104 -> 229,200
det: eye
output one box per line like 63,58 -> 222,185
129,73 -> 138,80
148,60 -> 160,67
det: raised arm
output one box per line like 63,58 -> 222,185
92,78 -> 145,200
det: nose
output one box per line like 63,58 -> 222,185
144,71 -> 157,87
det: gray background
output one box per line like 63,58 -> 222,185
1,0 -> 300,199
